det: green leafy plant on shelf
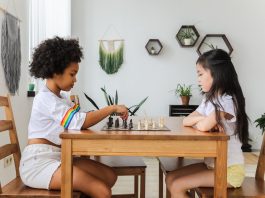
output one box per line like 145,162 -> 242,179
254,113 -> 265,135
175,84 -> 192,96
84,86 -> 148,116
174,84 -> 192,105
178,27 -> 195,40
203,42 -> 218,50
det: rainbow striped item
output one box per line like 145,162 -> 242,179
61,104 -> 80,129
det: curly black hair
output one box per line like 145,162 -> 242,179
29,36 -> 83,79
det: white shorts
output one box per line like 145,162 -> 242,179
19,144 -> 61,189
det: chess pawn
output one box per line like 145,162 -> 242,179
152,120 -> 156,129
159,117 -> 164,128
108,116 -> 113,127
115,118 -> 119,128
137,121 -> 141,130
129,119 -> 133,130
144,120 -> 148,130
124,119 -> 127,129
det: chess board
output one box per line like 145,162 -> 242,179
101,123 -> 170,131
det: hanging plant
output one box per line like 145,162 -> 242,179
99,40 -> 124,74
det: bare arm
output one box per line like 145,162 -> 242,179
81,105 -> 128,129
195,111 -> 227,131
183,111 -> 205,126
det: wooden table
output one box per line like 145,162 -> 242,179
60,117 -> 229,198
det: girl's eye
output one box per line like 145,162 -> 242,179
198,73 -> 202,77
70,73 -> 75,77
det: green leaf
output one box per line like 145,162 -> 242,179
101,86 -> 110,106
83,92 -> 100,110
130,97 -> 148,116
115,90 -> 118,105
109,95 -> 113,105
254,113 -> 265,134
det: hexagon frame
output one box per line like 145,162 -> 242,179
176,25 -> 200,47
196,34 -> 233,56
145,39 -> 163,55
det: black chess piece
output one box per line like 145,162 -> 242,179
129,119 -> 133,130
107,122 -> 110,129
115,118 -> 119,128
123,119 -> 127,129
108,116 -> 113,128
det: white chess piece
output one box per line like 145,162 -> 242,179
152,120 -> 156,129
144,120 -> 148,130
160,117 -> 164,127
138,121 -> 141,130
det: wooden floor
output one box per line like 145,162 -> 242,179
112,152 -> 259,198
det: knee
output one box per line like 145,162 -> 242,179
165,173 -> 174,188
105,167 -> 117,187
94,183 -> 112,198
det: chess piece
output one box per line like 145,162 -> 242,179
144,120 -> 148,130
137,120 -> 141,130
152,120 -> 156,129
123,119 -> 127,129
115,118 -> 119,128
108,116 -> 113,128
159,117 -> 164,128
129,119 -> 133,130
107,122 -> 111,129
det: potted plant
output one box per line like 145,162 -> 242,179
255,113 -> 265,134
178,27 -> 195,45
84,86 -> 148,116
175,84 -> 192,105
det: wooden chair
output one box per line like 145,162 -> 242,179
95,156 -> 146,198
0,95 -> 81,197
158,157 -> 203,198
194,134 -> 265,198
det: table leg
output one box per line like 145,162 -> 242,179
61,139 -> 73,198
214,141 -> 227,198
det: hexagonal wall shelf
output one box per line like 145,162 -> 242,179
145,39 -> 163,55
176,25 -> 200,47
197,34 -> 233,56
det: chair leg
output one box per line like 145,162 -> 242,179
166,189 -> 171,198
189,189 -> 196,198
140,170 -> 145,198
134,175 -> 139,198
159,163 -> 163,198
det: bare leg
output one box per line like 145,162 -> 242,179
73,157 -> 117,187
166,163 -> 214,198
49,159 -> 117,198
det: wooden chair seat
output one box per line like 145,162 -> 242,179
0,95 -> 81,198
158,157 -> 203,198
96,156 -> 146,198
1,177 -> 81,198
195,177 -> 265,198
195,134 -> 265,198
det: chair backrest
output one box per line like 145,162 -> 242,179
255,133 -> 265,180
0,95 -> 21,193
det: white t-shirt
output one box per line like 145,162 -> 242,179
28,85 -> 86,145
196,94 -> 244,167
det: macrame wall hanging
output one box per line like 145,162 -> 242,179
1,7 -> 21,95
99,25 -> 124,75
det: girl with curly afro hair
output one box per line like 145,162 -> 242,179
20,37 -> 128,198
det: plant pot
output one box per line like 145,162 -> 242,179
180,96 -> 190,105
183,38 -> 192,45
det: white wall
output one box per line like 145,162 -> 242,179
0,0 -> 29,185
71,0 -> 265,149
